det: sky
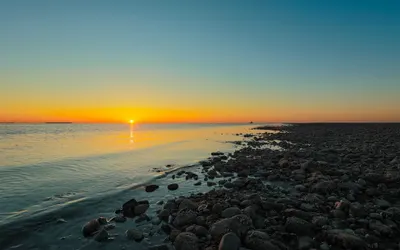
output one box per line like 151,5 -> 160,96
1,0 -> 399,123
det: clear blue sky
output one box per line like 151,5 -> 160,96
1,0 -> 399,122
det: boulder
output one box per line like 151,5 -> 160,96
219,232 -> 241,250
285,216 -> 314,236
174,232 -> 199,250
126,228 -> 144,242
173,209 -> 197,228
168,183 -> 179,191
221,207 -> 241,218
145,184 -> 159,192
210,214 -> 253,240
244,230 -> 279,250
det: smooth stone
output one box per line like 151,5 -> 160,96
285,216 -> 314,236
221,207 -> 241,218
135,203 -> 150,215
146,184 -> 159,192
244,230 -> 279,250
179,199 -> 198,211
168,183 -> 179,191
82,218 -> 104,237
126,228 -> 144,241
113,215 -> 126,223
122,198 -> 138,217
210,214 -> 253,240
94,229 -> 109,242
174,232 -> 199,250
219,232 -> 241,250
173,209 -> 197,227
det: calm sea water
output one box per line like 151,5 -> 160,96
0,123 -> 259,249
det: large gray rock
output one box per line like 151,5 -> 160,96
174,232 -> 199,250
244,230 -> 279,250
221,207 -> 241,218
173,209 -> 197,228
210,214 -> 254,240
219,232 -> 241,250
285,217 -> 314,236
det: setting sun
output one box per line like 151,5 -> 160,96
130,120 -> 134,124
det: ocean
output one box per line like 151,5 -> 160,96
0,123 -> 260,249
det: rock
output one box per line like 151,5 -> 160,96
325,229 -> 367,249
207,181 -> 216,187
244,230 -> 279,250
332,209 -> 347,219
135,203 -> 150,215
194,181 -> 202,186
212,203 -> 224,215
94,229 -> 109,242
221,207 -> 241,218
113,215 -> 127,223
278,158 -> 289,167
312,181 -> 336,194
174,232 -> 199,250
104,224 -> 116,230
179,199 -> 198,211
298,236 -> 314,250
168,183 -> 179,191
173,209 -> 197,228
349,202 -> 366,218
210,214 -> 253,240
312,216 -> 329,227
122,199 -> 138,218
126,228 -> 144,241
135,214 -> 150,223
224,182 -> 234,189
219,232 -> 241,250
285,217 -> 314,236
146,184 -> 159,192
158,209 -> 170,220
82,218 -> 106,237
375,199 -> 391,209
369,220 -> 392,236
194,225 -> 208,237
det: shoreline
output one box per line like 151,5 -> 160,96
4,123 -> 400,250
102,123 -> 400,250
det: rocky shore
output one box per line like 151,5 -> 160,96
82,123 -> 400,250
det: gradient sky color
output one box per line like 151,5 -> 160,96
1,0 -> 399,123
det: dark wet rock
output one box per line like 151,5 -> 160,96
207,181 -> 216,187
210,214 -> 253,240
221,207 -> 241,218
82,217 -> 107,237
122,199 -> 138,218
135,203 -> 150,215
219,232 -> 241,250
179,199 -> 198,211
135,214 -> 150,223
94,229 -> 109,242
174,232 -> 199,250
194,181 -> 202,186
278,158 -> 289,167
103,224 -> 116,230
196,216 -> 206,226
244,230 -> 279,250
126,228 -> 144,241
285,216 -> 314,236
173,209 -> 197,228
146,184 -> 159,192
158,209 -> 170,221
332,209 -> 347,219
224,182 -> 234,189
113,215 -> 127,223
168,183 -> 179,191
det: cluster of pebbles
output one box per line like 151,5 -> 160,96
82,123 -> 400,250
